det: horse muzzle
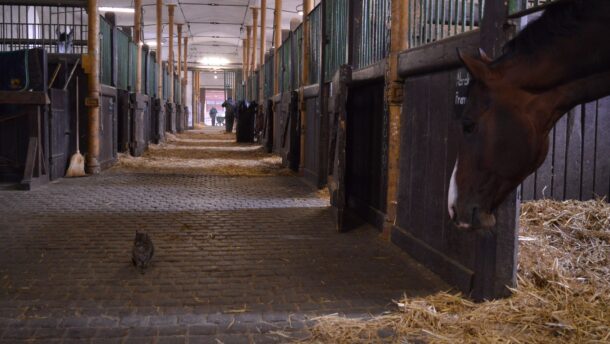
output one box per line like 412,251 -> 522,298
450,205 -> 496,230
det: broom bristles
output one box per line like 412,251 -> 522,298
65,151 -> 86,177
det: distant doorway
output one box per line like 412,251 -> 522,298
202,89 -> 226,127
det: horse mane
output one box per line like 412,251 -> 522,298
501,0 -> 590,57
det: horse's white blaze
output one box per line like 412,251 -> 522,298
448,159 -> 458,220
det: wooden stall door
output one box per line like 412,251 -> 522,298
49,89 -> 70,180
328,65 -> 352,232
392,1 -> 519,300
99,85 -> 118,169
345,81 -> 387,230
303,96 -> 321,186
131,93 -> 149,157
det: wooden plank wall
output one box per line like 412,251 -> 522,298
394,69 -> 479,293
521,97 -> 610,201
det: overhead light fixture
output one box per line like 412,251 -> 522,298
145,41 -> 159,47
199,57 -> 229,67
214,75 -> 218,79
298,11 -> 304,16
98,7 -> 135,13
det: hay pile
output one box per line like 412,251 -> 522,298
111,130 -> 294,177
306,199 -> 610,343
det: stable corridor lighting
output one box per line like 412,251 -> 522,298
98,7 -> 135,13
200,57 -> 229,67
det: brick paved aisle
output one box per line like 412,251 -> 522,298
0,128 -> 447,343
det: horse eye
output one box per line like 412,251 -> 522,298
462,119 -> 477,134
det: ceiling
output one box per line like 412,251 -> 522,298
99,0 -> 319,70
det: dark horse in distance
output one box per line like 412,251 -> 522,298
448,0 -> 610,229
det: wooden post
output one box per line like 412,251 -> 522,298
382,0 -> 409,239
168,4 -> 175,104
192,71 -> 195,125
134,0 -> 142,94
246,25 -> 252,98
183,36 -> 188,106
242,38 -> 248,98
86,0 -> 100,174
177,24 -> 182,103
273,0 -> 282,95
252,8 -> 259,70
299,0 -> 314,173
156,0 -> 163,101
259,0 -> 266,103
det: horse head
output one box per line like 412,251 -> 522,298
448,49 -> 552,230
56,27 -> 74,53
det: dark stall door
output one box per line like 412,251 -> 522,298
345,82 -> 387,230
49,89 -> 71,180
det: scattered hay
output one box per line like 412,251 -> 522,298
305,199 -> 610,343
112,130 -> 294,177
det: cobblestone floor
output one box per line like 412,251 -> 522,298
0,128 -> 447,343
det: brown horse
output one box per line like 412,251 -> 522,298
448,0 -> 610,229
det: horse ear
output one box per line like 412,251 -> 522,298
457,49 -> 491,82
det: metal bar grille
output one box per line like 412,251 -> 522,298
408,0 -> 484,48
292,25 -> 302,91
162,63 -> 169,101
323,0 -> 348,82
0,4 -> 88,53
308,4 -> 321,85
116,28 -> 130,90
146,48 -> 157,97
264,53 -> 274,97
224,70 -> 234,99
357,0 -> 391,69
235,68 -> 244,101
99,16 -> 112,86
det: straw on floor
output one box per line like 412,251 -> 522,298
304,199 -> 610,344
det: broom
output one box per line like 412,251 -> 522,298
65,75 -> 86,177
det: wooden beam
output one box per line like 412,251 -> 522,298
259,0 -> 267,103
299,0 -> 314,173
382,0 -> 409,238
183,36 -> 188,106
242,38 -> 248,98
0,91 -> 49,105
177,24 -> 183,105
0,0 -> 86,6
134,0 -> 142,94
273,0 -> 282,95
398,30 -> 480,77
246,25 -> 252,98
86,0 -> 100,175
156,0 -> 163,100
252,8 -> 259,70
168,4 -> 176,103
